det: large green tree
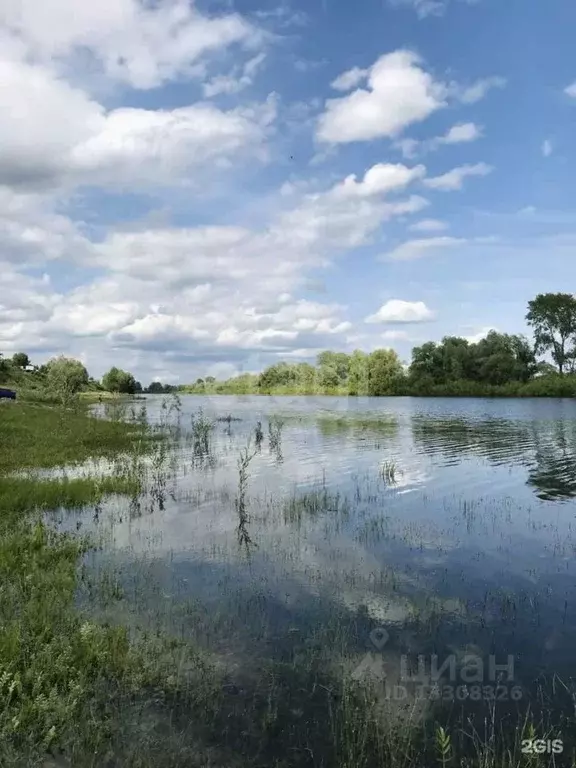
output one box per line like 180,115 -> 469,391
102,367 -> 137,394
316,351 -> 350,383
367,349 -> 404,396
12,352 -> 30,369
258,362 -> 298,391
526,293 -> 576,374
472,331 -> 536,385
348,350 -> 370,395
46,356 -> 89,405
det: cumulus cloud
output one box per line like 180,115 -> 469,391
365,300 -> 435,324
0,0 -> 261,89
274,163 -> 428,250
0,155 -> 431,377
409,218 -> 448,232
0,187 -> 93,263
0,57 -> 276,191
440,122 -> 482,144
332,163 -> 426,197
457,76 -> 506,104
330,66 -> 369,92
388,0 -> 478,18
463,326 -> 497,344
423,162 -> 492,190
381,330 -> 411,341
382,236 -> 466,261
0,0 -> 517,382
317,50 -> 448,143
564,82 -> 576,98
202,52 -> 266,97
396,122 -> 482,158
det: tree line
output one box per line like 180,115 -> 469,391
183,293 -> 576,398
3,293 -> 576,401
0,353 -> 176,404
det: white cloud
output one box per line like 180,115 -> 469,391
382,236 -> 466,261
409,218 -> 448,232
423,162 -> 492,191
463,326 -> 497,344
542,139 -> 553,157
0,0 -> 261,90
317,50 -> 448,143
395,138 -> 421,159
388,0 -> 479,18
564,82 -> 576,98
202,52 -> 266,97
441,122 -> 482,144
0,57 -> 276,190
392,0 -> 447,17
0,187 -> 92,263
457,76 -> 506,104
333,163 -> 426,198
381,330 -> 411,341
365,300 -> 435,324
72,99 -> 276,187
398,122 -> 482,157
275,163 -> 428,250
0,152 -> 437,378
330,66 -> 369,91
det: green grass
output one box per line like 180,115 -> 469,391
0,403 -> 154,474
0,516 -> 223,767
0,401 -> 204,765
0,476 -> 141,517
78,391 -> 139,403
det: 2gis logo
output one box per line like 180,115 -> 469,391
521,738 -> 563,755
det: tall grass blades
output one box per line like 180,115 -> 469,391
235,442 -> 257,551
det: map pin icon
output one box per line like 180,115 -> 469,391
369,627 -> 389,650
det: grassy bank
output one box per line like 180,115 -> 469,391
0,402 -> 192,766
180,373 -> 576,398
0,403 -> 153,473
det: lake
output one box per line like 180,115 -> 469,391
59,395 -> 576,763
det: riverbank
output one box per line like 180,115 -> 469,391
181,372 -> 576,398
0,403 -> 203,766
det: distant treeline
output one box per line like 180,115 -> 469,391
0,353 -> 176,403
181,293 -> 576,398
4,293 -> 576,400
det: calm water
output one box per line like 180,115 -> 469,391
66,395 -> 576,721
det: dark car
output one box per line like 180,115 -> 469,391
0,388 -> 16,400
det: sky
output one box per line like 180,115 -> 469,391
1,0 -> 575,385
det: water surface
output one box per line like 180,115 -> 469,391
66,395 -> 576,729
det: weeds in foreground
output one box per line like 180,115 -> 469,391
189,408 -> 215,460
254,420 -> 264,449
268,416 -> 285,462
235,442 -> 258,551
381,460 -> 398,485
435,726 -> 452,767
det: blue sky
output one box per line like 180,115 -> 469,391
1,0 -> 575,383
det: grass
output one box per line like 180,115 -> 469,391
0,401 -> 205,765
0,402 -> 154,474
0,476 -> 141,516
381,460 -> 398,485
78,391 -> 144,403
